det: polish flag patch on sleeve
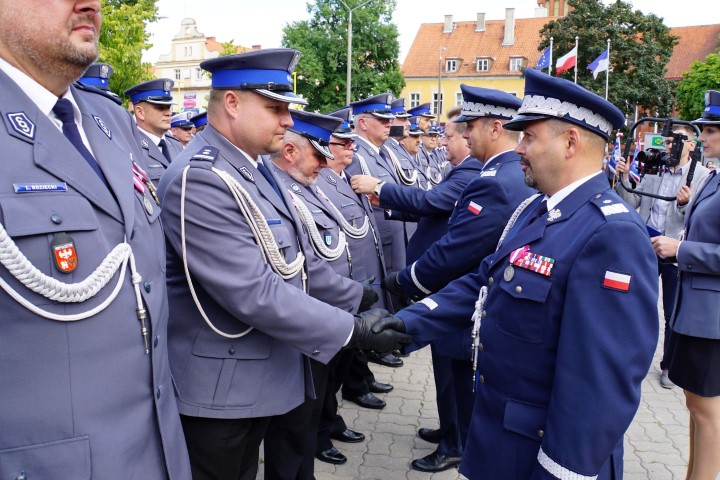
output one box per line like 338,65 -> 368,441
603,270 -> 631,292
467,201 -> 483,215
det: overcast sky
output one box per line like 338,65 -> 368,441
143,0 -> 720,64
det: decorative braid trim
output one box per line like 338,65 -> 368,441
537,448 -> 598,480
519,95 -> 613,136
461,101 -> 517,119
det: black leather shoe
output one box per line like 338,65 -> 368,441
411,451 -> 462,472
368,380 -> 393,393
342,392 -> 386,409
417,427 -> 441,444
368,352 -> 404,368
393,349 -> 409,358
315,447 -> 347,465
330,428 -> 365,443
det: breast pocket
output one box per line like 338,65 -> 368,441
0,194 -> 99,304
267,221 -> 295,259
495,266 -> 552,344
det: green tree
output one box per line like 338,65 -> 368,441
676,51 -> 720,120
538,0 -> 678,123
98,0 -> 158,104
282,0 -> 405,112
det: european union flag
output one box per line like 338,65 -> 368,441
536,46 -> 551,70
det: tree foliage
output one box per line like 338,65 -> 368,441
282,0 -> 405,112
676,51 -> 720,121
98,0 -> 158,104
538,0 -> 678,123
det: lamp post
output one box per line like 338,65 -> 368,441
339,0 -> 373,105
437,47 -> 446,118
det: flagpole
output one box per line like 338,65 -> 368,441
605,39 -> 611,100
574,36 -> 579,84
549,37 -> 554,75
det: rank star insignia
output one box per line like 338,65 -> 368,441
547,209 -> 562,221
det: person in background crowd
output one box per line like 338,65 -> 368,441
652,90 -> 720,480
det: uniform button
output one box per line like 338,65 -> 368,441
143,281 -> 152,293
687,265 -> 693,270
478,375 -> 485,384
312,348 -> 320,355
515,285 -> 523,294
488,277 -> 494,286
153,335 -> 159,348
478,342 -> 484,352
131,227 -> 138,240
51,213 -> 63,224
228,347 -> 236,355
537,430 -> 544,438
155,387 -> 161,399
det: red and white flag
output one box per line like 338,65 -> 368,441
467,201 -> 483,215
555,45 -> 578,75
603,270 -> 631,292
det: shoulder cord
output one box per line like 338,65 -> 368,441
385,147 -> 418,186
288,191 -> 348,261
180,165 -> 307,339
469,192 -> 541,388
314,186 -> 370,239
355,152 -> 372,176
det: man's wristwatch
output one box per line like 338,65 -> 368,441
373,181 -> 386,196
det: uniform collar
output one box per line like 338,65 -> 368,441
547,171 -> 603,211
482,149 -> 514,170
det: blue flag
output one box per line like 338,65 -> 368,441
587,48 -> 609,80
629,141 -> 641,183
536,46 -> 551,70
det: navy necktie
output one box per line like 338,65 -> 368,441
257,162 -> 285,201
528,200 -> 548,224
52,98 -> 109,187
158,138 -> 172,162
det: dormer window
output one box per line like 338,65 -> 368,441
476,58 -> 490,72
509,57 -> 525,71
445,59 -> 458,73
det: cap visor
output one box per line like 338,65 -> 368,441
256,89 -> 309,105
693,117 -> 720,126
310,139 -> 334,159
393,113 -> 412,118
371,112 -> 395,120
332,132 -> 357,139
146,99 -> 175,106
502,113 -> 551,131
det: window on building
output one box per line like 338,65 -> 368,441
195,68 -> 203,80
410,93 -> 420,108
456,92 -> 463,106
174,69 -> 181,80
509,57 -> 523,71
184,46 -> 193,57
476,58 -> 490,72
445,59 -> 458,73
433,93 -> 444,116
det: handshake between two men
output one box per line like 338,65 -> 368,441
347,308 -> 411,354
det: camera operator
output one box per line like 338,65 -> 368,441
615,125 -> 710,389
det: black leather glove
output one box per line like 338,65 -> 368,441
380,271 -> 403,297
358,277 -> 379,312
348,308 -> 412,353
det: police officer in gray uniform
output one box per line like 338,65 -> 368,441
156,49 -> 409,480
126,79 -> 183,181
0,1 -> 191,478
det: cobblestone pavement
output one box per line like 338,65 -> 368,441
259,319 -> 700,479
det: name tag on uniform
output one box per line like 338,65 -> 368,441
480,170 -> 498,177
14,183 -> 68,193
267,219 -> 281,225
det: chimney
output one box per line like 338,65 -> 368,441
502,8 -> 515,46
443,15 -> 453,34
475,13 -> 486,32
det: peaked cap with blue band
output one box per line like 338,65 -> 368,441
289,110 -> 343,159
190,111 -> 207,128
407,102 -> 435,119
408,117 -> 423,136
80,63 -> 113,91
391,98 -> 412,118
504,68 -> 625,141
171,112 -> 194,129
200,48 -> 308,106
125,78 -> 175,106
426,120 -> 442,135
693,90 -> 720,126
328,107 -> 356,139
350,93 -> 395,119
454,84 -> 522,122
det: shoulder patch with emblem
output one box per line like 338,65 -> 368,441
93,115 -> 112,139
239,166 -> 254,182
6,112 -> 35,140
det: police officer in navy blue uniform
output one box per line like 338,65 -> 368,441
125,78 -> 183,180
156,49 -> 408,480
0,1 -> 191,477
375,68 -> 659,479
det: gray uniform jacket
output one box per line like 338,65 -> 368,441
0,72 -> 191,479
316,168 -> 388,309
615,163 -> 710,238
158,126 -> 361,420
346,136 -> 407,274
672,171 -> 720,339
135,130 -> 182,182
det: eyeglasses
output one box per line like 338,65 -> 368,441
329,141 -> 357,151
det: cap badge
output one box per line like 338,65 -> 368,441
288,51 -> 301,73
100,65 -> 109,79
